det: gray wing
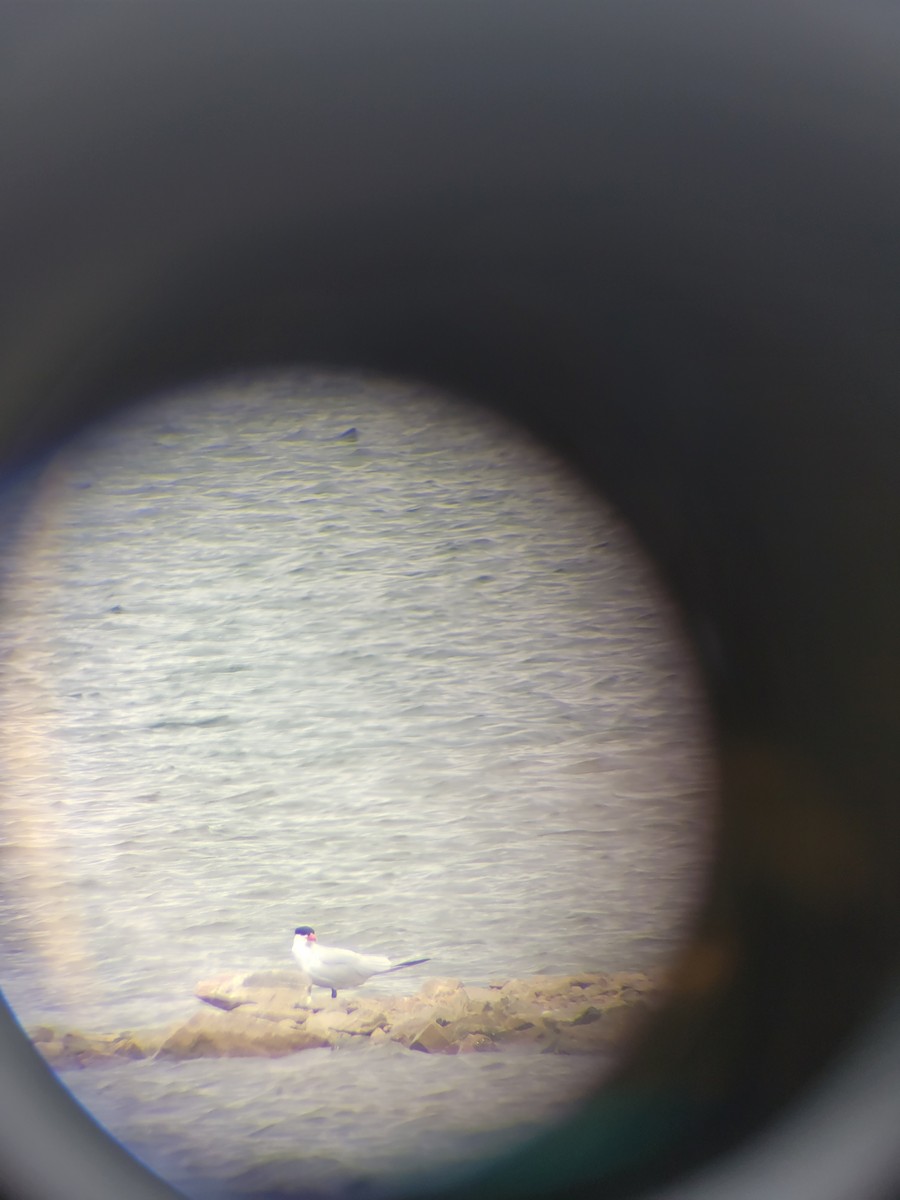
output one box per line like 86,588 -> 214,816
315,945 -> 392,985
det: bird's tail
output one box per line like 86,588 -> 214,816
384,958 -> 429,973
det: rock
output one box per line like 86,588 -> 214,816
545,1002 -> 641,1053
490,1019 -> 556,1050
569,1005 -> 603,1026
408,1020 -> 457,1054
195,970 -> 311,1018
156,1010 -> 328,1060
385,1006 -> 440,1045
548,1022 -> 619,1055
457,1033 -> 496,1053
29,1027 -> 156,1070
493,994 -> 550,1025
27,969 -> 662,1066
33,1039 -> 67,1067
343,996 -> 392,1025
386,993 -> 434,1019
33,1038 -> 64,1065
61,1033 -> 93,1055
415,978 -> 472,1023
498,973 -> 611,1007
417,978 -> 466,999
128,1029 -> 169,1058
305,1006 -> 387,1040
460,986 -> 500,1013
107,1034 -> 148,1060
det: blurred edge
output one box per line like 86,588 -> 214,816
1,2 -> 900,1199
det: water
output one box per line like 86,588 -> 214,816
59,1047 -> 604,1200
0,370 -> 714,1197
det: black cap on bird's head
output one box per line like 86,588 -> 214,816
294,926 -> 316,937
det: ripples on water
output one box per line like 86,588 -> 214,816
0,371 -> 714,1197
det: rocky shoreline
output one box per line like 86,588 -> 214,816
29,970 -> 661,1069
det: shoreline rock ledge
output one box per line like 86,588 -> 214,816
30,970 -> 662,1069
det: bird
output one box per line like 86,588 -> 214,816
292,925 -> 429,998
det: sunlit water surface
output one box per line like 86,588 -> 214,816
0,372 -> 714,1198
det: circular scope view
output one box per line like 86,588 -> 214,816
0,371 -> 714,1199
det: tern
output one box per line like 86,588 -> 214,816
292,925 -> 429,998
